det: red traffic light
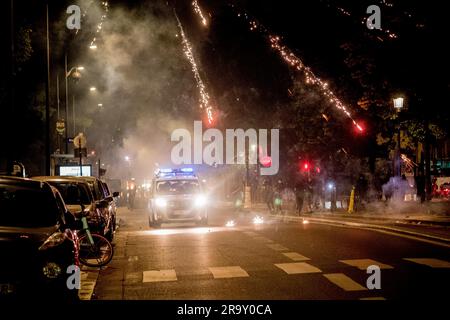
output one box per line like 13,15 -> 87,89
300,162 -> 310,171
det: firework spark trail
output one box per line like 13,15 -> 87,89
318,0 -> 426,40
232,5 -> 362,131
174,10 -> 214,124
192,0 -> 208,26
88,1 -> 109,48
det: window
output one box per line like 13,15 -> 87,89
48,182 -> 92,205
0,184 -> 58,228
156,180 -> 200,195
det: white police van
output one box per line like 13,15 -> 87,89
148,168 -> 208,227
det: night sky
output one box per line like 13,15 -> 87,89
1,0 -> 449,177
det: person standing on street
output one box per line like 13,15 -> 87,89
294,178 -> 305,215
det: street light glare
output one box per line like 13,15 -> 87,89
77,66 -> 84,70
393,97 -> 404,110
90,87 -> 97,91
90,45 -> 97,49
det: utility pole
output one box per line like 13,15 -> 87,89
64,53 -> 69,154
424,118 -> 432,201
6,0 -> 15,174
45,3 -> 51,175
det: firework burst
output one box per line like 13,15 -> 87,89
174,10 -> 214,124
192,0 -> 208,27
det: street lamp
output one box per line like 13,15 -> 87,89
393,97 -> 404,112
64,53 -> 85,153
90,86 -> 97,92
393,96 -> 404,177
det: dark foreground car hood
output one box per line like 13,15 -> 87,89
0,225 -> 58,248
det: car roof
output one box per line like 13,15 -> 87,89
33,176 -> 95,184
0,176 -> 51,190
155,175 -> 199,181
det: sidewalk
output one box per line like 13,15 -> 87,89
245,201 -> 450,226
237,201 -> 450,245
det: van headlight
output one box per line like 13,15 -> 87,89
155,198 -> 167,207
195,195 -> 207,207
42,262 -> 62,279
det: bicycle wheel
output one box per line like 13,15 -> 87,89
78,233 -> 114,267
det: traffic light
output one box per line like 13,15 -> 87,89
301,162 -> 310,172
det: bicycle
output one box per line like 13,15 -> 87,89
75,211 -> 114,268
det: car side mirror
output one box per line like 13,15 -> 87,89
74,204 -> 86,218
63,210 -> 77,229
96,199 -> 108,208
113,191 -> 120,197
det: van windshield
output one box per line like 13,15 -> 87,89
156,180 -> 200,195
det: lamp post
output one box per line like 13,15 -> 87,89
64,53 -> 83,153
393,97 -> 404,177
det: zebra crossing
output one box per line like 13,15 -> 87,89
86,227 -> 450,300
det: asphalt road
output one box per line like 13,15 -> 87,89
89,205 -> 450,300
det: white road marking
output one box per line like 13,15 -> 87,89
208,266 -> 249,279
275,262 -> 322,274
267,243 -> 290,251
143,269 -> 178,283
253,236 -> 274,243
339,259 -> 393,270
323,273 -> 367,291
403,258 -> 450,268
79,269 -> 100,300
282,252 -> 310,261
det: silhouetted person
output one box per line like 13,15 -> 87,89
294,178 -> 305,215
355,174 -> 368,211
415,171 -> 426,203
264,180 -> 274,212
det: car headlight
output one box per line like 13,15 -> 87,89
195,195 -> 207,207
253,216 -> 264,225
42,262 -> 62,279
38,232 -> 67,251
226,220 -> 235,227
155,198 -> 167,207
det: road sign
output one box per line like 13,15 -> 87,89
56,120 -> 65,135
73,133 -> 87,148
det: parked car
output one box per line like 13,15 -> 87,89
77,176 -> 119,240
33,176 -> 114,240
0,176 -> 79,300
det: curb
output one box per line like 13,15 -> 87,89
243,206 -> 450,227
271,215 -> 450,246
311,213 -> 450,227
